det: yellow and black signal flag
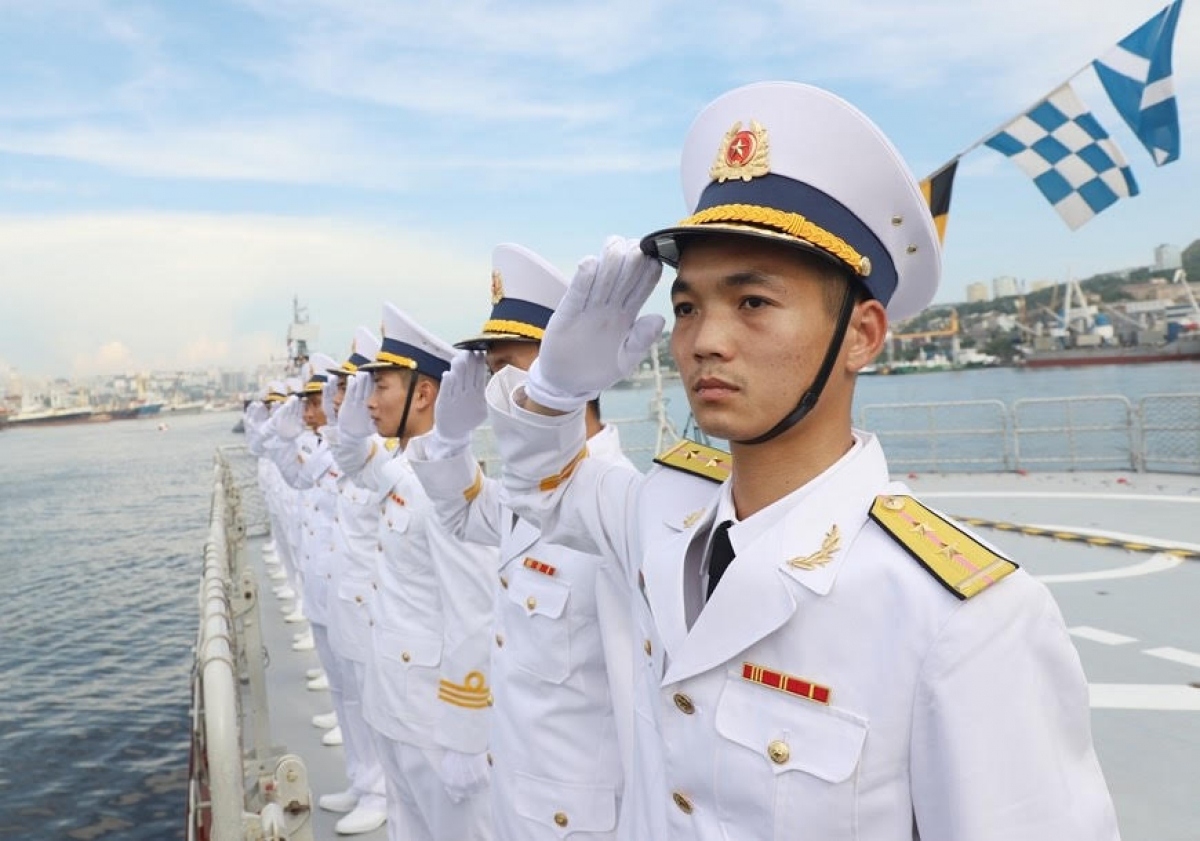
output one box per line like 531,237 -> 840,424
919,158 -> 959,245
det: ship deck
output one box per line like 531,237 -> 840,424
246,533 -> 388,841
247,470 -> 1200,841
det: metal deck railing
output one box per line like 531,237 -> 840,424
856,392 -> 1200,474
187,451 -> 314,841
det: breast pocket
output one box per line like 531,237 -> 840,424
382,503 -> 411,534
501,565 -> 572,684
511,769 -> 617,838
375,626 -> 442,724
714,675 -> 867,840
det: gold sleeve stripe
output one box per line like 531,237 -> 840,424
463,468 -> 484,503
538,446 -> 588,492
437,671 -> 493,709
481,319 -> 545,341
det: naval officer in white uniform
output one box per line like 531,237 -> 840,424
406,244 -> 636,840
330,303 -> 495,841
482,82 -> 1121,841
317,328 -> 390,835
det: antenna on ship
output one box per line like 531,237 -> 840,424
286,295 -> 319,375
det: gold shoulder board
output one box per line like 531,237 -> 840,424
653,438 -> 731,484
869,495 -> 1017,600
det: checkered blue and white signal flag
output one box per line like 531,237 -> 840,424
1093,0 -> 1183,166
984,84 -> 1139,230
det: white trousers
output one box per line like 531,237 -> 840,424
376,735 -> 491,841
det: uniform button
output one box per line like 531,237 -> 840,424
768,740 -> 790,764
525,596 -> 537,611
355,595 -> 363,603
486,692 -> 494,707
643,639 -> 652,656
495,634 -> 504,648
672,791 -> 693,814
553,812 -> 568,827
386,519 -> 393,527
673,693 -> 695,715
486,752 -> 493,766
376,542 -> 383,552
499,576 -> 509,589
401,652 -> 411,662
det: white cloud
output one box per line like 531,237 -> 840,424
0,212 -> 494,376
73,341 -> 135,377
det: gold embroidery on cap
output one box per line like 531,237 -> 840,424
711,120 -> 770,183
491,269 -> 505,305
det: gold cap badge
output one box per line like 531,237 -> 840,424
710,120 -> 770,183
490,269 -> 505,305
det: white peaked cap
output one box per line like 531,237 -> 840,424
330,326 -> 382,375
362,302 -> 456,381
641,81 -> 940,321
304,352 -> 338,392
455,243 -> 569,350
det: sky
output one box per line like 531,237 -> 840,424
1,0 -> 1197,379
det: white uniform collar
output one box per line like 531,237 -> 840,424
703,431 -> 867,584
585,422 -> 623,462
651,429 -> 890,684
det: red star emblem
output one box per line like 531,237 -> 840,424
725,130 -> 757,167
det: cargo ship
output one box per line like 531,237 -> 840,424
1019,269 -> 1200,368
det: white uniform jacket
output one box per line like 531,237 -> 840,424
408,425 -> 637,839
484,367 -> 1120,841
264,430 -> 340,626
331,429 -> 497,754
321,426 -> 388,663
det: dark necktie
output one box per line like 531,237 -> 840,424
706,520 -> 736,600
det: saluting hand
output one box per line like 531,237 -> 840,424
432,350 -> 489,450
244,401 -> 268,430
526,235 -> 664,411
274,395 -> 306,441
338,372 -> 376,439
321,376 -> 338,424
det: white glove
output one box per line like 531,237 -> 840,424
526,235 -> 664,411
338,372 -> 376,439
437,749 -> 489,804
244,401 -> 268,430
429,351 -> 488,456
274,395 -> 306,441
321,376 -> 338,424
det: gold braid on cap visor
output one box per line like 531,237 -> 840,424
678,203 -> 870,277
480,319 -> 545,341
374,351 -> 418,369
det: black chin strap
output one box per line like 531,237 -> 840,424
735,282 -> 859,446
394,368 -> 420,441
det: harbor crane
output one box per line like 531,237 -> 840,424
888,308 -> 960,362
